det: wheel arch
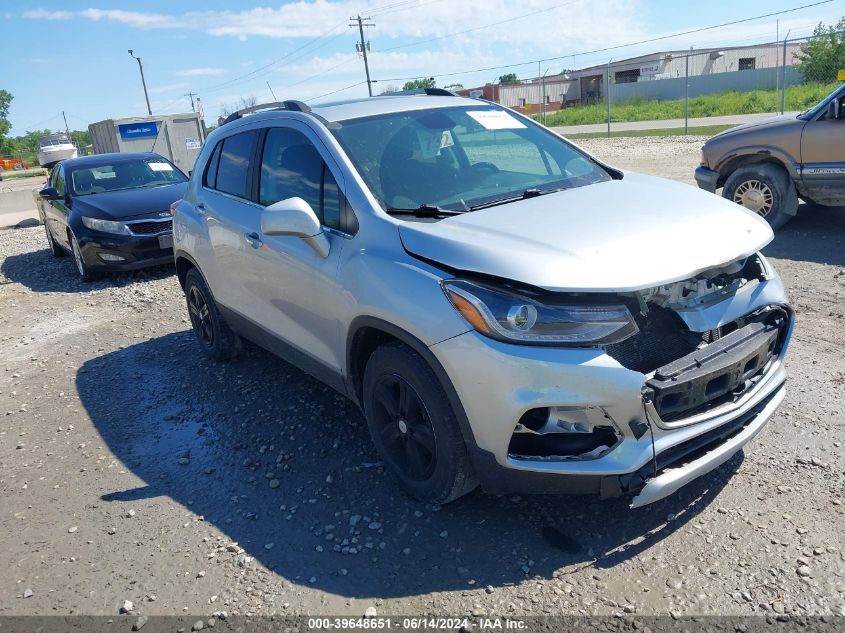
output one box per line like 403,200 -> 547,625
346,316 -> 481,456
175,250 -> 202,290
714,148 -> 797,189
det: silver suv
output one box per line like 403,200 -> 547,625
173,92 -> 793,507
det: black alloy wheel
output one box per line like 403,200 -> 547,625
370,374 -> 437,481
188,284 -> 214,348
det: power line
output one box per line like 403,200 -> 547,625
306,80 -> 367,102
373,0 -> 835,83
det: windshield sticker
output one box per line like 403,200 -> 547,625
415,129 -> 454,159
148,162 -> 174,172
466,110 -> 526,130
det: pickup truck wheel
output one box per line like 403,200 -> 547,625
363,343 -> 477,504
722,164 -> 798,230
184,268 -> 241,361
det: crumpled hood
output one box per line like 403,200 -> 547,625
398,172 -> 773,292
72,182 -> 187,220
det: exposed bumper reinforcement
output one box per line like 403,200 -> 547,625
630,383 -> 784,508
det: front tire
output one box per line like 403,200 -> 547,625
184,268 -> 241,361
69,231 -> 96,282
363,343 -> 477,504
722,164 -> 798,230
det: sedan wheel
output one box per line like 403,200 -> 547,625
45,222 -> 65,258
70,233 -> 95,282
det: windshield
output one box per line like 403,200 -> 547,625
68,158 -> 187,196
799,83 -> 845,120
39,135 -> 71,148
331,105 -> 611,212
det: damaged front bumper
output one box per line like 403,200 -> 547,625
430,268 -> 793,507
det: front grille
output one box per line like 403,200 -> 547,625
605,305 -> 702,373
127,220 -> 172,235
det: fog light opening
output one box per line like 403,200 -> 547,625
98,253 -> 126,262
509,406 -> 621,460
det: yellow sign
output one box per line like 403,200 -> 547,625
839,69 -> 845,81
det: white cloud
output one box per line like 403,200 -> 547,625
176,67 -> 227,77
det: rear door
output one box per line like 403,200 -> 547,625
46,164 -> 71,249
199,129 -> 261,311
800,88 -> 845,205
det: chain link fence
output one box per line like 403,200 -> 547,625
494,31 -> 844,134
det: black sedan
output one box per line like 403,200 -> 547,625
37,152 -> 188,281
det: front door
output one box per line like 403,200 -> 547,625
800,87 -> 845,205
243,122 -> 348,375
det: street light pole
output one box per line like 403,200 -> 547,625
128,50 -> 153,116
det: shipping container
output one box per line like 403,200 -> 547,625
88,113 -> 205,174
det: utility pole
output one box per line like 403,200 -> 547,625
781,30 -> 791,114
184,92 -> 198,112
684,51 -> 688,135
350,15 -> 375,97
128,50 -> 153,116
606,59 -> 612,138
61,111 -> 71,138
775,20 -> 780,98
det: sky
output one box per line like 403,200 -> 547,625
1,0 -> 843,135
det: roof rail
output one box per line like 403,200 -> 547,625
377,88 -> 458,97
222,100 -> 311,125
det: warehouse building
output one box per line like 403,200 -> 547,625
456,41 -> 803,115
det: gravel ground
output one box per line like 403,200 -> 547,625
1,138 -> 844,621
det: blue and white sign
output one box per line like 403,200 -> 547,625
118,122 -> 159,140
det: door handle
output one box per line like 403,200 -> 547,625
244,231 -> 262,248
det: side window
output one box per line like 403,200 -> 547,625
52,166 -> 65,196
215,131 -> 257,199
204,142 -> 222,189
259,128 -> 321,212
259,127 -> 346,231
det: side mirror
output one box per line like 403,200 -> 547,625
39,186 -> 59,200
828,99 -> 841,120
260,197 -> 330,258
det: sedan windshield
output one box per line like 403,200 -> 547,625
331,105 -> 611,212
68,158 -> 187,196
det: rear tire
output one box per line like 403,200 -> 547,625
184,268 -> 241,361
363,343 -> 477,504
45,222 -> 65,258
722,164 -> 797,230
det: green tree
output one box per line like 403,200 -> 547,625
795,17 -> 845,83
0,90 -> 13,154
498,73 -> 520,85
444,83 -> 464,90
402,77 -> 436,90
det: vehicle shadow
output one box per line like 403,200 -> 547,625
763,202 -> 845,267
0,245 -> 174,292
77,331 -> 741,600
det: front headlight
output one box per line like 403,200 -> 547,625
81,216 -> 130,235
441,280 -> 638,346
